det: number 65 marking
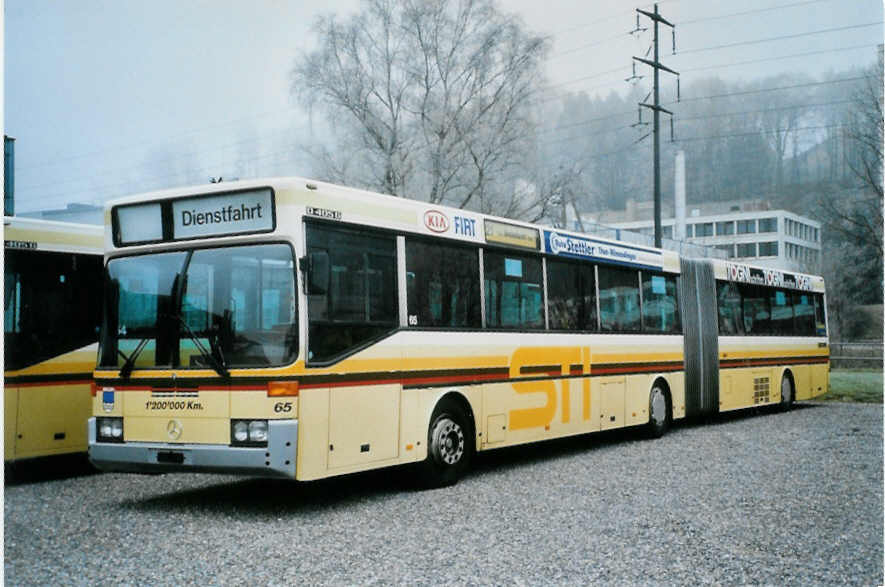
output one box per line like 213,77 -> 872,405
273,402 -> 293,413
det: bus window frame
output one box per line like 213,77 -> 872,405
481,245 -> 545,331
4,248 -> 104,372
715,278 -> 826,338
97,239 -> 299,372
404,235 -> 482,330
303,219 -> 400,367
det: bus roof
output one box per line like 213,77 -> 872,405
101,177 -> 825,288
4,215 -> 103,255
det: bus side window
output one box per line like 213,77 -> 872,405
547,259 -> 596,331
792,292 -> 815,336
404,239 -> 480,328
305,223 -> 398,364
642,272 -> 680,333
598,265 -> 640,332
741,284 -> 770,335
769,288 -> 794,336
716,281 -> 743,336
813,293 -> 827,336
4,250 -> 103,371
483,250 -> 544,330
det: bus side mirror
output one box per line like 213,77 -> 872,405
300,252 -> 329,295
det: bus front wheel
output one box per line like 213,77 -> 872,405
419,399 -> 473,488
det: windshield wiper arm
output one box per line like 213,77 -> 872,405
119,338 -> 151,379
168,313 -> 230,378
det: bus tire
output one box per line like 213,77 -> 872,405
419,398 -> 473,489
646,383 -> 670,438
780,372 -> 794,411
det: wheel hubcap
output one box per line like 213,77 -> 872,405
432,417 -> 465,465
783,377 -> 792,403
651,389 -> 666,425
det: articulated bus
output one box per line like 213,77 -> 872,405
88,178 -> 828,486
5,216 -> 104,463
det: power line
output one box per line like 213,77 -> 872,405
676,123 -> 846,143
678,0 -> 835,26
538,109 -> 638,135
680,43 -> 881,73
676,98 -> 856,122
546,0 -> 679,38
540,123 -> 636,146
22,81 -> 866,198
537,35 -> 874,105
538,66 -> 630,93
19,145 -> 305,205
670,75 -> 870,104
548,32 -> 634,60
17,28 -> 874,176
16,108 -> 305,172
539,97 -> 855,139
676,22 -> 883,55
15,125 -> 306,194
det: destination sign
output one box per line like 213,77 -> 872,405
114,187 -> 276,246
172,188 -> 273,239
544,230 -> 663,270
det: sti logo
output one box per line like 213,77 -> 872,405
424,210 -> 450,233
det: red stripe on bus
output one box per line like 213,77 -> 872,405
15,379 -> 93,388
720,356 -> 829,369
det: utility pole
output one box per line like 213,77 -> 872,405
632,4 -> 678,248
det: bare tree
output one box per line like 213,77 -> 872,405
292,0 -> 553,217
293,0 -> 415,197
819,61 -> 883,266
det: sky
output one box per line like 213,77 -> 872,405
4,0 -> 883,214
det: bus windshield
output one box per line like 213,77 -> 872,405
99,243 -> 297,371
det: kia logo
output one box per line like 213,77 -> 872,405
424,210 -> 450,233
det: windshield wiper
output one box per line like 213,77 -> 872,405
118,338 -> 151,379
168,313 -> 230,378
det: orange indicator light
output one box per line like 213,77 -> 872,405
406,444 -> 414,451
267,381 -> 299,397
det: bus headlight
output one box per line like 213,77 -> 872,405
230,419 -> 268,447
97,417 -> 124,443
233,421 -> 249,443
248,420 -> 268,443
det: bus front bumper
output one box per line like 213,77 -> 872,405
87,418 -> 297,479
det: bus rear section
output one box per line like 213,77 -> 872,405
4,217 -> 103,463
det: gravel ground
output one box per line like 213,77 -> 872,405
5,402 -> 883,585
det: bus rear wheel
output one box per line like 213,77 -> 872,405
646,384 -> 670,438
419,399 -> 473,488
780,373 -> 794,411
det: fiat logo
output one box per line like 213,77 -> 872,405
167,419 -> 183,440
424,210 -> 450,233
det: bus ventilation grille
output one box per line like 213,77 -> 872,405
151,390 -> 199,398
753,377 -> 770,404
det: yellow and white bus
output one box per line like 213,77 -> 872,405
88,178 -> 828,486
5,216 -> 104,463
